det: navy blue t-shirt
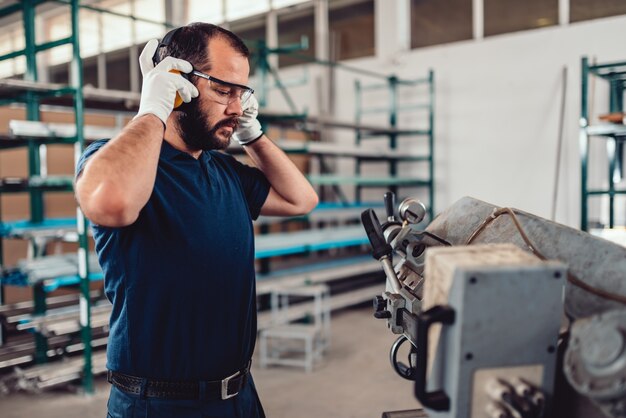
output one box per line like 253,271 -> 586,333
76,139 -> 270,380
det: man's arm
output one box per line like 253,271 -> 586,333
75,115 -> 164,227
243,135 -> 318,216
75,39 -> 198,227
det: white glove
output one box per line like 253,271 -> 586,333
233,94 -> 263,145
134,39 -> 199,125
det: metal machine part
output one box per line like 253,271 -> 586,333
425,197 -> 626,320
362,195 -> 626,418
418,245 -> 564,418
390,335 -> 418,381
564,310 -> 626,417
363,195 -> 450,339
399,199 -> 427,225
480,371 -> 546,418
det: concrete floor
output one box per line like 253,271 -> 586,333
0,306 -> 423,418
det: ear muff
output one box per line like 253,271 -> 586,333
152,27 -> 190,109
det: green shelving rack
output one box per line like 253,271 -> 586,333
0,1 -> 176,394
0,0 -> 93,392
248,37 -> 436,220
355,71 -> 435,221
580,56 -> 626,231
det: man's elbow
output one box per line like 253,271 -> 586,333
296,191 -> 319,215
77,185 -> 139,227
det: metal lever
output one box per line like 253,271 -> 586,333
360,209 -> 403,293
384,191 -> 396,222
361,209 -> 392,261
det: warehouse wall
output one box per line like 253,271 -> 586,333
392,14 -> 626,228
266,12 -> 626,229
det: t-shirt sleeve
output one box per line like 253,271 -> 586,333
229,156 -> 271,221
75,139 -> 109,180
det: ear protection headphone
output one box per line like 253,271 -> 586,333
152,26 -> 190,108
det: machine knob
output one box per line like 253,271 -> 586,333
374,310 -> 392,319
373,296 -> 391,319
398,198 -> 427,224
373,295 -> 386,312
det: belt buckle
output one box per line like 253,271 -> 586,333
221,370 -> 240,400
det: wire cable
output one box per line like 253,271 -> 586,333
467,208 -> 626,305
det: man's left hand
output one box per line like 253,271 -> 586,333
233,94 -> 263,146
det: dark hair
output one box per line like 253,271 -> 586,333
157,23 -> 250,70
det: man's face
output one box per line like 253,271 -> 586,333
175,37 -> 250,151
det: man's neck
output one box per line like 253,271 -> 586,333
163,115 -> 202,159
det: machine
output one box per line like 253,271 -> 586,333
361,194 -> 626,418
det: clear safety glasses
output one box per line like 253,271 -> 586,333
191,71 -> 254,106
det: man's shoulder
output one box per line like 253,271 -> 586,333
76,139 -> 111,177
81,139 -> 111,157
86,138 -> 110,150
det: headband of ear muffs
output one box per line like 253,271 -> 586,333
152,27 -> 191,108
153,27 -> 184,67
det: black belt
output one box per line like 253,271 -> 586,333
107,363 -> 250,401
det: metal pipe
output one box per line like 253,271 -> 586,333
580,56 -> 589,231
381,256 -> 402,294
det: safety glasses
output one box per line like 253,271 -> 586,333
191,71 -> 254,106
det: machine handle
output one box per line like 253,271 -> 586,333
361,209 -> 393,260
414,305 -> 456,412
384,191 -> 396,221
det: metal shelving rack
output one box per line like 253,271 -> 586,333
250,40 -> 436,220
0,0 -> 178,394
355,71 -> 435,221
580,56 -> 626,231
0,0 -> 93,391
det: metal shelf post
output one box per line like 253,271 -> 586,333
580,56 -> 626,231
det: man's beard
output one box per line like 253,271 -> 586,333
175,99 -> 238,152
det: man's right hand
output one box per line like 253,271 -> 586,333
135,39 -> 199,125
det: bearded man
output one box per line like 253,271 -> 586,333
75,23 -> 318,418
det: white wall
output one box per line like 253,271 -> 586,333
262,13 -> 626,229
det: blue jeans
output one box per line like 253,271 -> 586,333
106,375 -> 265,418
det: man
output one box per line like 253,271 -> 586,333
75,23 -> 318,417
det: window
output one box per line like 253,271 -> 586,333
134,0 -> 166,43
187,0 -> 224,23
411,0 -> 472,49
570,0 -> 626,23
106,50 -> 131,91
82,56 -> 99,87
277,8 -> 315,67
484,0 -> 558,37
231,18 -> 267,46
79,9 -> 100,58
49,63 -> 69,84
329,0 -> 375,60
272,0 -> 309,8
99,0 -> 132,52
0,25 -> 24,78
227,0 -> 270,21
46,11 -> 72,65
231,18 -> 266,75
